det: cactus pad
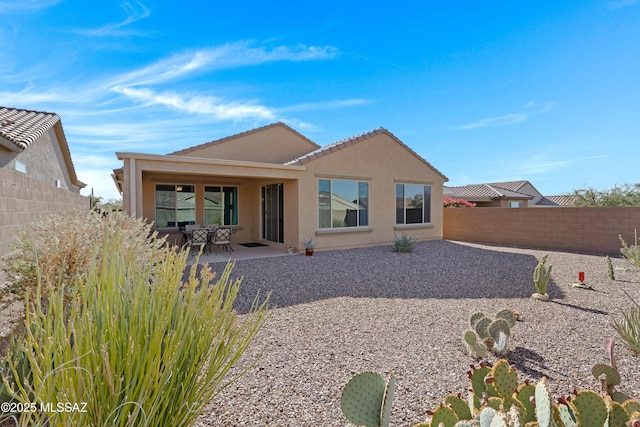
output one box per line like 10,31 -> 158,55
491,360 -> 518,399
555,404 -> 578,427
592,363 -> 621,386
341,371 -> 386,427
607,398 -> 630,427
535,377 -> 553,427
570,390 -> 607,427
479,407 -> 497,427
431,404 -> 459,427
495,309 -> 516,328
489,319 -> 511,352
445,394 -> 473,421
515,384 -> 536,423
489,411 -> 507,427
380,373 -> 395,427
471,312 -> 488,328
475,317 -> 492,339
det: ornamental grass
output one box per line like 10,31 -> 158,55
1,212 -> 269,426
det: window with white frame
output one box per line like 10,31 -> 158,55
508,201 -> 522,208
204,186 -> 238,225
318,179 -> 368,229
396,183 -> 431,224
15,161 -> 26,173
155,184 -> 196,228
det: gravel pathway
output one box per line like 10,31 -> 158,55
194,240 -> 640,427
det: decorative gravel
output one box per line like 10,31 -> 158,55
194,240 -> 640,426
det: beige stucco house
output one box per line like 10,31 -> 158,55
113,123 -> 448,251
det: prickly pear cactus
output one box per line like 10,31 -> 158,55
465,330 -> 488,358
488,319 -> 511,353
490,360 -> 518,399
445,394 -> 473,421
495,309 -> 516,328
341,371 -> 387,427
380,373 -> 395,427
431,404 -> 460,427
569,390 -> 608,427
535,377 -> 553,427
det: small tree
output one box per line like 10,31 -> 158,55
572,183 -> 640,207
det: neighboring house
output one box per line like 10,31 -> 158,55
113,122 -> 448,250
444,180 -> 576,208
0,106 -> 88,258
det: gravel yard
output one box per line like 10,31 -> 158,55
194,240 -> 640,426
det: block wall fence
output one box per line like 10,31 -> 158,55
443,207 -> 640,256
0,168 -> 89,259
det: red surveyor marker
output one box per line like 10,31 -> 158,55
579,272 -> 585,282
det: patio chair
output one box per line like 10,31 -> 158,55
211,227 -> 234,255
189,228 -> 210,255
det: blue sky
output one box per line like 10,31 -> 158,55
1,0 -> 639,200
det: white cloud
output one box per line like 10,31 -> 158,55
109,41 -> 339,87
457,113 -> 528,130
456,101 -> 554,130
113,86 -> 277,121
75,1 -> 151,37
278,98 -> 372,113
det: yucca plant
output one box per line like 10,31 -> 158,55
1,219 -> 269,426
620,232 -> 640,268
392,234 -> 415,253
613,307 -> 640,354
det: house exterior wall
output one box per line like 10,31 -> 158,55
443,207 -> 640,255
0,167 -> 89,258
0,125 -> 80,193
296,133 -> 446,250
175,125 -> 318,164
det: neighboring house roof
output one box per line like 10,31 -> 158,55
485,180 -> 530,193
0,106 -> 86,188
0,106 -> 61,150
536,195 -> 578,206
168,122 -> 320,156
444,184 -> 533,201
285,127 -> 449,181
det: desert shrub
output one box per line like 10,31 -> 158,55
613,307 -> 640,354
620,234 -> 640,268
392,234 -> 415,253
1,210 -> 167,302
1,224 -> 269,426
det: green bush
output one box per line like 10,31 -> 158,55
392,234 -> 415,253
1,214 -> 269,426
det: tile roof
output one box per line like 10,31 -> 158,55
285,127 -> 448,180
535,195 -> 578,206
168,122 -> 319,156
0,106 -> 60,150
485,180 -> 529,192
444,184 -> 533,200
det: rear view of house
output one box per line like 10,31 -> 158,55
113,123 -> 448,251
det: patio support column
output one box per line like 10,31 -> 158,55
129,158 -> 137,217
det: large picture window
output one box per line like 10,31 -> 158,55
204,186 -> 238,225
396,183 -> 431,225
318,179 -> 368,228
155,184 -> 196,228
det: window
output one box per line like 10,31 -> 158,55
55,179 -> 61,188
318,179 -> 368,228
15,161 -> 26,173
155,184 -> 195,228
508,201 -> 522,208
396,183 -> 431,224
204,186 -> 238,225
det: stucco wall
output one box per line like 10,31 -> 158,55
443,207 -> 640,255
0,167 -> 89,258
297,133 -> 446,250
